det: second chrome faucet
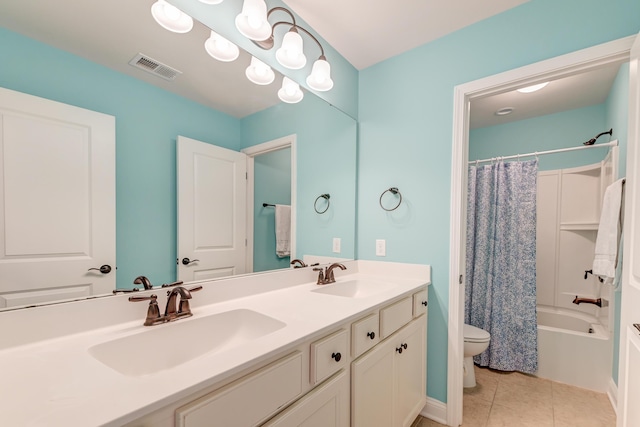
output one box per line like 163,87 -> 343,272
129,285 -> 202,326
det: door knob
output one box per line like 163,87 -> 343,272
88,264 -> 112,274
180,258 -> 200,266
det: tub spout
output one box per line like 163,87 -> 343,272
572,296 -> 602,307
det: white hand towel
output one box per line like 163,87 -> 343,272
592,178 -> 625,279
275,204 -> 291,258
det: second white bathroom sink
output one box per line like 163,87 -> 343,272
89,309 -> 286,377
311,279 -> 398,298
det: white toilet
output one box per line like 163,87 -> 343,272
463,324 -> 491,388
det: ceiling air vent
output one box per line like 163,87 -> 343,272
128,53 -> 182,81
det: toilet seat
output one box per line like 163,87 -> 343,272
464,324 -> 490,343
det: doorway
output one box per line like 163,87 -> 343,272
447,35 -> 637,426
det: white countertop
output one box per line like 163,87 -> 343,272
0,261 -> 429,426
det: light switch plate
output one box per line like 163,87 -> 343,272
332,237 -> 341,253
375,239 -> 386,256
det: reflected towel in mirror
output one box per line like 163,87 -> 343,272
275,204 -> 291,258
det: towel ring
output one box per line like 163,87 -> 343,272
314,194 -> 330,214
379,187 -> 402,212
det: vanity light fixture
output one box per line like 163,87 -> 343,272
204,30 -> 240,62
246,56 -> 275,85
278,77 -> 304,103
151,0 -> 194,34
517,82 -> 549,93
235,1 -> 334,92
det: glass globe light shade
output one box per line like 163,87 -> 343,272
235,0 -> 271,41
246,56 -> 275,85
151,0 -> 193,33
278,77 -> 304,103
306,58 -> 333,91
276,31 -> 307,70
204,31 -> 239,62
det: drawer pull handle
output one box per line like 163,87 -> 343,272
331,352 -> 342,362
422,301 -> 428,306
367,331 -> 376,340
395,343 -> 408,354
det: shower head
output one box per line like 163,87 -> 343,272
583,128 -> 613,146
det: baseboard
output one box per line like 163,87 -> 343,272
607,377 -> 618,414
421,397 -> 448,425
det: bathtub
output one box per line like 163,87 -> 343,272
536,305 -> 612,392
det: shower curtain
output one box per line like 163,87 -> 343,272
465,159 -> 538,373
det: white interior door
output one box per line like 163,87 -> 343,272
177,136 -> 247,282
0,87 -> 115,308
619,31 -> 640,427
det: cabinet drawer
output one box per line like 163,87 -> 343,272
412,290 -> 428,317
311,329 -> 348,384
380,297 -> 412,338
175,351 -> 302,427
351,313 -> 379,358
262,370 -> 350,427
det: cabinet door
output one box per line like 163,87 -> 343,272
351,338 -> 395,426
263,370 -> 349,427
394,317 -> 427,427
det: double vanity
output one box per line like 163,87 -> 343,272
0,260 -> 429,426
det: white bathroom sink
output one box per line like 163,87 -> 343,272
311,279 -> 398,298
89,309 -> 286,377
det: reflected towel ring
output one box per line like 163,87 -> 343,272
314,193 -> 330,214
380,187 -> 402,211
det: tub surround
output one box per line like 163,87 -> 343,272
0,260 -> 429,426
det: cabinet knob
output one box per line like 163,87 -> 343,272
395,343 -> 408,354
422,301 -> 428,306
367,331 -> 376,340
331,352 -> 342,362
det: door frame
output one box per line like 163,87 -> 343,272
242,134 -> 297,272
448,35 -> 637,426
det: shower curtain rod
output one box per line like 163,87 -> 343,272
469,140 -> 618,165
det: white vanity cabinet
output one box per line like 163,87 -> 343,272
351,290 -> 428,427
126,286 -> 428,427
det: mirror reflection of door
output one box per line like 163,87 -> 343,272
0,87 -> 116,308
177,136 -> 247,282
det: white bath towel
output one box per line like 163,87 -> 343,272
592,178 -> 625,279
275,204 -> 291,258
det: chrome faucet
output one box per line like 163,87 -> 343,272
164,286 -> 202,320
133,275 -> 153,290
290,259 -> 307,268
313,263 -> 347,285
129,285 -> 202,326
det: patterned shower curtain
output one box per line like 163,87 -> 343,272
465,159 -> 538,373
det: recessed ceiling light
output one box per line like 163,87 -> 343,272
495,107 -> 514,116
517,82 -> 549,93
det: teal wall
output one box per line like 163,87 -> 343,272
358,0 -> 639,402
606,64 -> 630,386
241,93 -> 357,261
469,104 -> 609,170
0,27 -> 242,289
253,148 -> 292,272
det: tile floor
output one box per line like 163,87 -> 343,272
412,366 -> 616,427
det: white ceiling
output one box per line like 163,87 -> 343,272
0,0 -> 625,124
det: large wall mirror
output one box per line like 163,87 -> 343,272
0,0 -> 357,310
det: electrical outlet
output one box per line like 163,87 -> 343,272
332,237 -> 341,253
375,239 -> 386,256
